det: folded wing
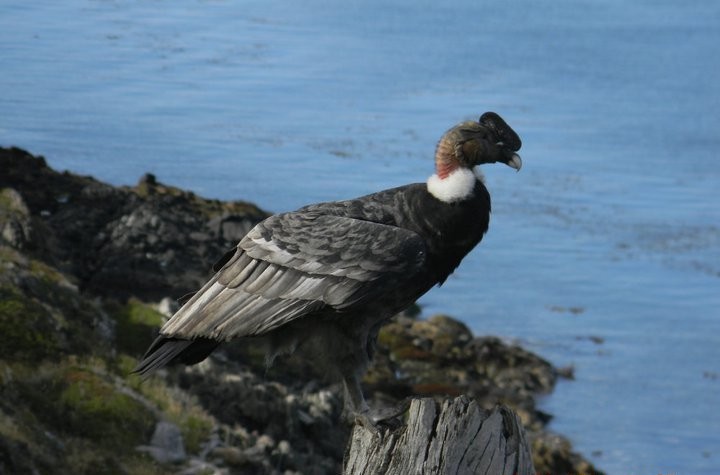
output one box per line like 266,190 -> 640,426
160,212 -> 427,341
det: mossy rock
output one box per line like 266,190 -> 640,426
0,188 -> 32,248
118,356 -> 215,454
377,319 -> 414,352
59,437 -> 169,475
0,285 -> 62,361
109,298 -> 165,356
531,432 -> 605,475
15,363 -> 156,450
1,360 -> 165,474
59,368 -> 156,448
177,412 -> 214,454
0,402 -> 60,475
132,173 -> 267,220
0,246 -> 106,359
377,314 -> 474,364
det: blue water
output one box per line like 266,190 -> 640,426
2,1 -> 719,473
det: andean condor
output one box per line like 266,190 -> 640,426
134,112 -> 522,424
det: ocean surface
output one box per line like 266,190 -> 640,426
2,1 -> 719,473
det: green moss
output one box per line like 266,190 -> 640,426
125,374 -> 214,454
57,367 -> 156,448
2,360 -> 165,474
132,175 -> 190,199
0,285 -> 61,361
178,413 -> 214,454
121,454 -> 173,475
0,410 -> 57,475
59,370 -> 154,447
0,245 -> 19,263
11,363 -> 155,451
131,176 -> 267,220
28,259 -> 69,285
0,189 -> 14,209
112,353 -> 141,378
0,409 -> 26,442
109,351 -> 215,455
110,298 -> 165,356
377,323 -> 406,349
0,248 -> 101,359
62,437 -> 169,475
125,298 -> 165,327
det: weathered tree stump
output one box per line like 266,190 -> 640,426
344,396 -> 535,475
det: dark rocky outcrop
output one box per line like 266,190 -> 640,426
0,147 -> 603,475
0,146 -> 268,301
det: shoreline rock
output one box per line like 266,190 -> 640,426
0,147 -> 603,475
0,146 -> 268,301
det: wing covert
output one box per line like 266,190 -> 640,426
160,212 -> 427,340
240,213 -> 424,280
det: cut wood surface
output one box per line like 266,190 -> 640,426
344,396 -> 535,475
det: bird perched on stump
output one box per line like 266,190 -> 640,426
134,112 -> 522,425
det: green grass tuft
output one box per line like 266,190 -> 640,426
109,298 -> 165,356
0,285 -> 61,361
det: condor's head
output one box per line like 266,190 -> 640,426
428,112 -> 522,203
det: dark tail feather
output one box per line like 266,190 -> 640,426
133,336 -> 220,378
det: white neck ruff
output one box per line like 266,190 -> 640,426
426,167 -> 480,203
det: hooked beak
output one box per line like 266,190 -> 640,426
506,153 -> 522,171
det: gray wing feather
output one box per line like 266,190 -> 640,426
160,212 -> 426,340
241,213 -> 421,279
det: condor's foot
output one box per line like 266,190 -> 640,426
343,374 -> 411,433
350,398 -> 412,434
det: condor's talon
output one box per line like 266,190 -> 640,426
350,398 -> 412,436
353,411 -> 382,437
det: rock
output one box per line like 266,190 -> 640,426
177,459 -> 228,475
0,188 -> 32,249
208,214 -> 258,243
0,432 -> 44,475
368,315 -> 556,424
0,146 -> 269,301
136,421 -> 187,463
211,446 -> 249,466
0,246 -> 112,362
175,362 -> 346,474
364,313 -> 600,472
531,431 -> 605,475
156,296 -> 180,317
